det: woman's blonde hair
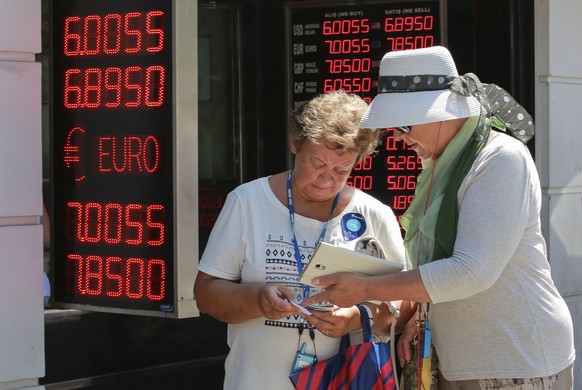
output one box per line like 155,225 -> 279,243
290,90 -> 381,163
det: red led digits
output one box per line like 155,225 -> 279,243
84,68 -> 101,108
124,13 -> 142,53
144,65 -> 165,107
346,156 -> 374,191
104,204 -> 122,244
384,16 -> 433,32
64,68 -> 81,107
383,133 -> 421,219
384,16 -> 435,51
147,259 -> 166,300
62,10 -> 166,111
386,155 -> 423,171
199,194 -> 223,228
66,254 -> 165,300
125,66 -> 142,107
66,202 -> 165,246
346,175 -> 373,190
199,194 -> 224,209
322,18 -> 370,35
85,255 -> 103,295
125,258 -> 144,298
392,195 -> 415,210
352,156 -> 373,171
387,175 -> 417,190
54,2 -> 174,311
325,58 -> 371,74
324,38 -> 370,54
289,5 -> 439,235
348,156 -> 374,190
84,202 -> 102,243
83,16 -> 101,55
145,11 -> 164,52
104,67 -> 122,107
64,17 -> 82,55
386,35 -> 434,51
105,257 -> 123,297
103,14 -> 121,54
323,77 -> 371,93
64,11 -> 164,56
321,21 -> 373,95
64,66 -> 165,109
386,134 -> 413,151
126,204 -> 144,245
146,205 -> 165,246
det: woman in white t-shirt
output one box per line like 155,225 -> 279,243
194,90 -> 411,389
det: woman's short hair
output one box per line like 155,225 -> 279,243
290,90 -> 380,163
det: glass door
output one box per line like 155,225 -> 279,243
198,3 -> 242,253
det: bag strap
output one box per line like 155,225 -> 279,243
357,305 -> 374,342
338,305 -> 373,353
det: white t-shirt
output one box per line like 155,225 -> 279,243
420,132 -> 575,380
199,177 -> 406,389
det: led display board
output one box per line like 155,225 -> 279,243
286,0 -> 442,226
51,0 -> 198,317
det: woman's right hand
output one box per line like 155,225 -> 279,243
195,271 -> 302,323
257,284 -> 302,320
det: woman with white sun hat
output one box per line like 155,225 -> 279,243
303,46 -> 575,389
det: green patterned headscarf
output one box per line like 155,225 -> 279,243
400,116 -> 490,267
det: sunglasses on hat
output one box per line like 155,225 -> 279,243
392,126 -> 411,134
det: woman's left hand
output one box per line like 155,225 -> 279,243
302,305 -> 361,338
397,311 -> 418,367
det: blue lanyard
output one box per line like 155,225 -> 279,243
287,169 -> 340,298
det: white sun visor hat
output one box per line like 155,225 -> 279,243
360,46 -> 482,129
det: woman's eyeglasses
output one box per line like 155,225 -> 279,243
393,126 -> 411,134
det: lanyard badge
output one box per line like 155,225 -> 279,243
287,170 -> 336,374
291,322 -> 317,374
